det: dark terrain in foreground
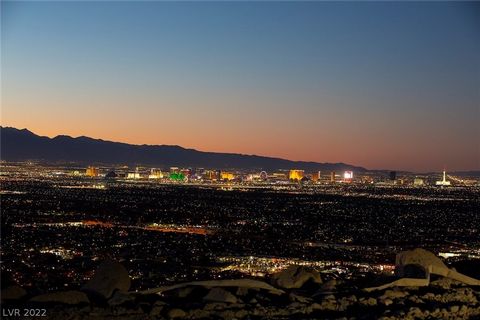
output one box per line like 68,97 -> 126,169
2,255 -> 480,320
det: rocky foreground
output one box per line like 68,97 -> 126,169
2,252 -> 480,319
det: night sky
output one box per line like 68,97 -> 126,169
2,1 -> 479,172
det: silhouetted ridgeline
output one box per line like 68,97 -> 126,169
0,127 -> 366,171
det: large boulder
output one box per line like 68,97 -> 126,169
366,248 -> 480,292
30,290 -> 89,305
271,265 -> 322,289
396,248 -> 448,278
82,260 -> 131,299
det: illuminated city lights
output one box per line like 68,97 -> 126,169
220,171 -> 235,181
85,166 -> 99,177
1,161 -> 479,299
289,169 -> 304,181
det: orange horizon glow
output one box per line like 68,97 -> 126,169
3,120 -> 478,173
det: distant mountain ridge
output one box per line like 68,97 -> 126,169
0,127 -> 366,172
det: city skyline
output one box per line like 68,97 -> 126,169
2,1 -> 479,172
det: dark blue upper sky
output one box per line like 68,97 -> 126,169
2,1 -> 479,171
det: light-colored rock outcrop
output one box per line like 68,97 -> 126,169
271,265 -> 322,289
365,248 -> 480,292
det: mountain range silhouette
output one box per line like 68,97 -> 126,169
0,126 -> 365,171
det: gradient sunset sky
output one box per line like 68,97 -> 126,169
2,1 -> 479,172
